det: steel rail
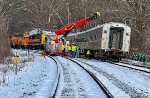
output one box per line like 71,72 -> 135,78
111,61 -> 150,74
65,57 -> 114,98
48,56 -> 61,98
120,61 -> 150,69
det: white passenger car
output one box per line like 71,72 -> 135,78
67,22 -> 131,60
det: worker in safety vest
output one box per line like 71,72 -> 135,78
61,42 -> 65,56
71,43 -> 76,58
86,50 -> 92,59
76,45 -> 80,58
67,44 -> 71,57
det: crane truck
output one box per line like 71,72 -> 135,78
44,12 -> 100,55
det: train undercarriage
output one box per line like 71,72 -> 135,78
82,49 -> 128,62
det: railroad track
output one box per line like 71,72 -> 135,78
65,57 -> 114,98
48,56 -> 61,98
48,56 -> 150,98
74,58 -> 149,98
110,61 -> 150,74
55,56 -> 88,98
48,56 -> 86,98
120,60 -> 150,69
90,58 -> 150,74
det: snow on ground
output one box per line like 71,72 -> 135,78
116,62 -> 150,72
123,59 -> 150,67
0,49 -> 57,98
1,50 -> 150,98
76,58 -> 150,98
55,56 -> 108,98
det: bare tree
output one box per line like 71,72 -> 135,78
0,0 -> 11,63
1,0 -> 149,55
94,0 -> 150,53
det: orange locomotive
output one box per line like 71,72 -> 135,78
9,34 -> 24,48
9,33 -> 46,49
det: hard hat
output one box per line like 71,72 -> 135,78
72,43 -> 74,44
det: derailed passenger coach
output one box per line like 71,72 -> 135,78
67,22 -> 131,61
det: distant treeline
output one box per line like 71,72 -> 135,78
0,0 -> 150,61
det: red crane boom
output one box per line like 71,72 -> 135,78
55,12 -> 100,38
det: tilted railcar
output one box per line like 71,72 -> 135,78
67,22 -> 131,61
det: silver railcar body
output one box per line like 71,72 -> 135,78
67,22 -> 131,60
